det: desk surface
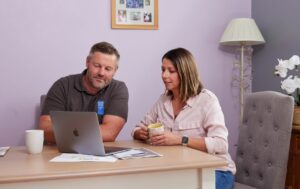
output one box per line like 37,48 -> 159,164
0,140 -> 226,184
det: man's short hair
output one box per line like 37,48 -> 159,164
89,42 -> 120,60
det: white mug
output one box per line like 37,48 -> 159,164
25,130 -> 44,154
148,123 -> 164,136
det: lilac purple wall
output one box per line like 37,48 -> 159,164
0,0 -> 251,158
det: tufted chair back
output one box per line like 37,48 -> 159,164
234,91 -> 294,189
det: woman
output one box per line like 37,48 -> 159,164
133,48 -> 236,189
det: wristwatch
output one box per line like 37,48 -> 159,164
181,136 -> 189,146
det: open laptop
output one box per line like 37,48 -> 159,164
50,111 -> 130,156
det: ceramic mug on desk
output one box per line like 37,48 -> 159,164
25,130 -> 44,154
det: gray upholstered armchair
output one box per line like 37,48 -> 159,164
234,91 -> 294,189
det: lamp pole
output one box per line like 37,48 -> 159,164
240,43 -> 245,123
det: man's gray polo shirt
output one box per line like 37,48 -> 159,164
41,71 -> 129,124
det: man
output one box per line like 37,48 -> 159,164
39,42 -> 128,144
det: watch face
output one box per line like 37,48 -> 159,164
182,136 -> 189,145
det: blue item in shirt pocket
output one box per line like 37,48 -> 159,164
97,101 -> 104,115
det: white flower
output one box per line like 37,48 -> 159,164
275,55 -> 300,96
294,76 -> 300,88
275,62 -> 288,78
281,76 -> 297,94
289,55 -> 300,68
277,58 -> 294,70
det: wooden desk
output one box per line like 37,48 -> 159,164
0,140 -> 226,189
286,126 -> 300,189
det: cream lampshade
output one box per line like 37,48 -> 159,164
220,18 -> 265,122
220,18 -> 265,46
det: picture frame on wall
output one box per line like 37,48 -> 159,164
111,0 -> 158,30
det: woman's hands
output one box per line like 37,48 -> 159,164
134,126 -> 181,146
133,126 -> 149,141
150,130 -> 181,146
134,126 -> 207,152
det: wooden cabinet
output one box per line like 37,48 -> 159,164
286,126 -> 300,189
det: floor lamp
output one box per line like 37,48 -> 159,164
220,18 -> 265,122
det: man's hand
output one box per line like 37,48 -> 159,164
39,115 -> 56,144
100,115 -> 125,142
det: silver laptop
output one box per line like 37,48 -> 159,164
50,111 -> 129,156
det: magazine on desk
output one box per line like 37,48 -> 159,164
113,148 -> 162,160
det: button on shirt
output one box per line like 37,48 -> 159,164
136,89 -> 236,174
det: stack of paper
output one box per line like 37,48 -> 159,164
50,153 -> 118,162
49,148 -> 162,162
0,146 -> 10,157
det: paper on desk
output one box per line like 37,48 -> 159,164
50,153 -> 118,162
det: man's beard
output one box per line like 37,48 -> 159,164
86,71 -> 112,90
91,77 -> 111,90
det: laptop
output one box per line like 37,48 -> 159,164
50,111 -> 130,156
